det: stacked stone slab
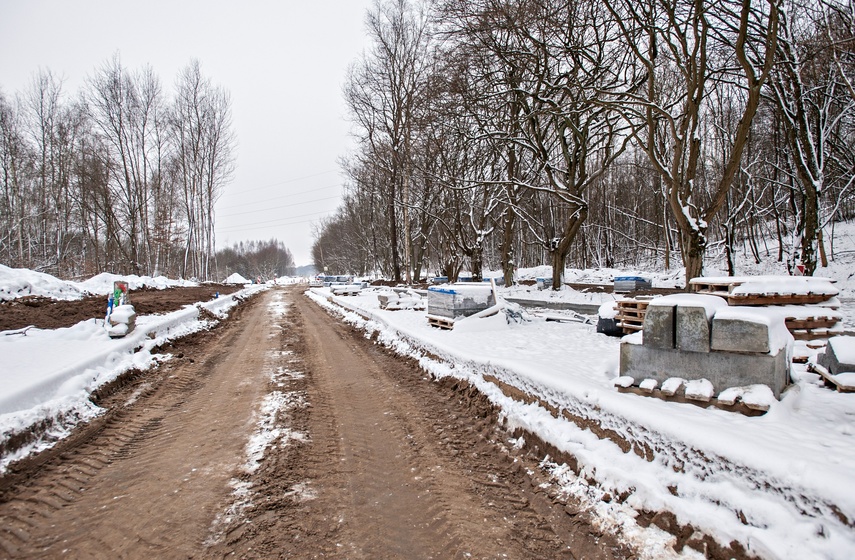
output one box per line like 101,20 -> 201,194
620,294 -> 793,398
427,284 -> 495,319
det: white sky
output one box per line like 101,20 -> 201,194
0,0 -> 375,267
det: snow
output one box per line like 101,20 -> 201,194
0,264 -> 198,301
828,336 -> 855,366
694,275 -> 840,297
224,272 -> 250,284
306,272 -> 855,559
648,293 -> 728,319
684,379 -> 714,400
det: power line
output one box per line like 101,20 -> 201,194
230,170 -> 338,195
217,183 -> 342,210
215,209 -> 335,232
217,194 -> 341,218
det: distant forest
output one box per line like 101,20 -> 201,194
215,239 -> 295,282
313,0 -> 855,287
0,57 -> 235,280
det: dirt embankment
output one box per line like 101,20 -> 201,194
0,284 -> 242,332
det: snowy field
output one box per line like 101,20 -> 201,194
305,232 -> 855,560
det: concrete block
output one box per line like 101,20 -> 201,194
711,316 -> 770,354
642,304 -> 675,349
620,341 -> 790,398
676,306 -> 711,353
818,336 -> 855,375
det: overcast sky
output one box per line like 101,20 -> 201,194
0,0 -> 375,267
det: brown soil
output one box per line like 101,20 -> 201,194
0,284 -> 242,332
0,287 -> 633,559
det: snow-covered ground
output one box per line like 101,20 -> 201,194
306,246 -> 855,559
0,273 -> 266,471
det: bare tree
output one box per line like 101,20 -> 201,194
606,0 -> 779,281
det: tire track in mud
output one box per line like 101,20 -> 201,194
0,289 -> 276,559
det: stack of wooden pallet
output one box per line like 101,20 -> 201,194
615,276 -> 842,342
689,276 -> 842,342
615,297 -> 653,334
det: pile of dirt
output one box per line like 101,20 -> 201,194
0,284 -> 242,332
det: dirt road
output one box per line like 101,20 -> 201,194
0,287 -> 631,559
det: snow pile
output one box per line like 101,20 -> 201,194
75,272 -> 197,295
0,265 -> 201,301
224,272 -> 250,284
0,264 -> 84,301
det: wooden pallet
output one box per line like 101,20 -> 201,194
616,385 -> 768,416
615,299 -> 650,333
728,293 -> 833,306
808,362 -> 855,393
690,279 -> 743,297
427,314 -> 455,330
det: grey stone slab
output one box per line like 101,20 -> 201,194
642,304 -> 676,349
818,335 -> 855,375
620,342 -> 789,398
676,306 -> 712,353
711,316 -> 770,354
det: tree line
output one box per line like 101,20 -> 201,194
313,0 -> 855,287
0,56 -> 235,280
215,239 -> 296,282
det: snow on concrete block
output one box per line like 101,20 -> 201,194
108,304 -> 136,338
685,379 -> 714,402
711,307 -> 792,355
613,376 -> 635,388
818,336 -> 855,375
642,302 -> 675,350
639,378 -> 658,393
661,377 -> 686,397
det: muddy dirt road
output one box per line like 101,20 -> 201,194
0,287 -> 630,559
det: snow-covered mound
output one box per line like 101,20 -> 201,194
0,266 -> 199,301
74,272 -> 197,295
224,272 -> 250,284
0,264 -> 84,301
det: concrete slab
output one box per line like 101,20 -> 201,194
642,304 -> 675,350
620,342 -> 790,398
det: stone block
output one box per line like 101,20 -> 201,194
676,306 -> 712,353
642,304 -> 675,349
711,316 -> 770,354
818,336 -> 855,375
619,341 -> 790,398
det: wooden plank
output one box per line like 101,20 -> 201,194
784,318 -> 839,330
616,385 -> 767,416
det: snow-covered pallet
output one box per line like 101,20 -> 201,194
615,298 -> 651,333
613,377 -> 771,416
808,362 -> 855,393
427,314 -> 455,330
615,385 -> 768,416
